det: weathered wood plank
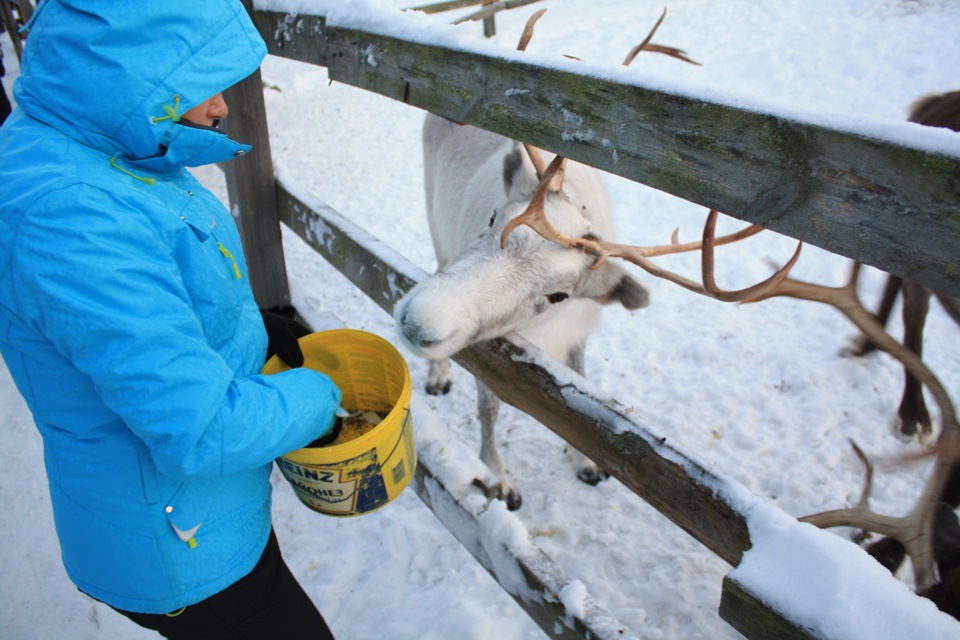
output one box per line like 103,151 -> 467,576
222,0 -> 291,310
0,0 -> 30,60
275,180 -> 421,309
275,179 -> 752,567
322,26 -> 960,297
452,0 -> 546,27
457,332 -> 753,566
407,0 -> 488,14
252,10 -> 960,298
252,12 -> 328,67
719,576 -> 824,640
414,450 -> 640,640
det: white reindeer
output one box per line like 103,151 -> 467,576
394,114 -> 649,510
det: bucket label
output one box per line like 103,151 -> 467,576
277,451 -> 389,516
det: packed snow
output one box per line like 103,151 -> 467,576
2,1 -> 959,638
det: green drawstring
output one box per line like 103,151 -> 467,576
150,94 -> 183,124
165,606 -> 187,618
217,241 -> 242,280
109,156 -> 156,186
108,94 -> 183,184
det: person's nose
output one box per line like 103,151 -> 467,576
208,93 -> 229,120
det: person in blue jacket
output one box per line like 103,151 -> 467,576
0,1 -> 341,637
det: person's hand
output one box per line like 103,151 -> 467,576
308,407 -> 345,448
260,306 -> 311,368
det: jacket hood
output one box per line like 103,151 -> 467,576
14,0 -> 267,171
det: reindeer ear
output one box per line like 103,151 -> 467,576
579,261 -> 650,310
503,146 -> 523,195
503,143 -> 540,199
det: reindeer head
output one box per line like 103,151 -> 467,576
394,144 -> 649,361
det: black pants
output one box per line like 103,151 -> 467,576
0,59 -> 10,126
0,82 -> 11,124
112,530 -> 335,639
0,83 -> 10,126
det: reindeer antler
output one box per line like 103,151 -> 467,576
516,8 -> 547,52
514,10 -> 565,188
799,440 -> 954,591
622,7 -> 701,67
517,6 -> 697,184
503,186 -> 802,303
751,262 -> 960,590
501,154 -> 570,248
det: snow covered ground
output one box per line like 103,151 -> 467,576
2,1 -> 959,638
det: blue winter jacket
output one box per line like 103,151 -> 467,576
0,0 -> 340,614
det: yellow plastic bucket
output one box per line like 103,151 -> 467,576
264,329 -> 416,517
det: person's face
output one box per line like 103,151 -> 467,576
182,93 -> 229,128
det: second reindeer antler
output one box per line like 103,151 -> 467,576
750,261 -> 960,590
622,7 -> 701,67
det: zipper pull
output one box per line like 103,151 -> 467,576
217,241 -> 242,279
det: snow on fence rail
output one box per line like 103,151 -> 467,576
251,5 -> 960,299
222,3 -> 960,639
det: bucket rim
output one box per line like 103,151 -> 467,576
283,394 -> 412,462
270,328 -> 413,463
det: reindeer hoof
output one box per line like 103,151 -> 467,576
842,335 -> 878,358
894,416 -> 933,444
577,467 -> 610,486
471,478 -> 523,511
425,381 -> 452,396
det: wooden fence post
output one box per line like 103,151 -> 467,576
482,0 -> 496,37
221,0 -> 291,311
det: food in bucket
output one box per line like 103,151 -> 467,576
307,409 -> 386,448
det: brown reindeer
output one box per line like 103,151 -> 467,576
837,90 -> 960,616
737,89 -> 960,606
849,90 -> 960,441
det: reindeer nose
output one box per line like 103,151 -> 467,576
405,326 -> 436,350
398,314 -> 432,351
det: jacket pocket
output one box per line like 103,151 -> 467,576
172,200 -> 244,347
133,437 -> 160,505
162,483 -> 208,549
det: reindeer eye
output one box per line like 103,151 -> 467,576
546,292 -> 569,304
489,211 -> 497,227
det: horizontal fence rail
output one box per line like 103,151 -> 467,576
252,9 -> 960,299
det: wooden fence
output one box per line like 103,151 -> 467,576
224,3 -> 960,639
0,0 -> 34,60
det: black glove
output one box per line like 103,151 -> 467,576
260,306 -> 311,368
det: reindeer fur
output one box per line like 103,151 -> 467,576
395,114 -> 649,509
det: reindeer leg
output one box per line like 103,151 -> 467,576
476,379 -> 522,510
934,291 -> 960,327
846,272 -> 902,356
565,342 -> 610,486
425,358 -> 452,395
896,282 -> 932,440
918,502 -> 960,619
